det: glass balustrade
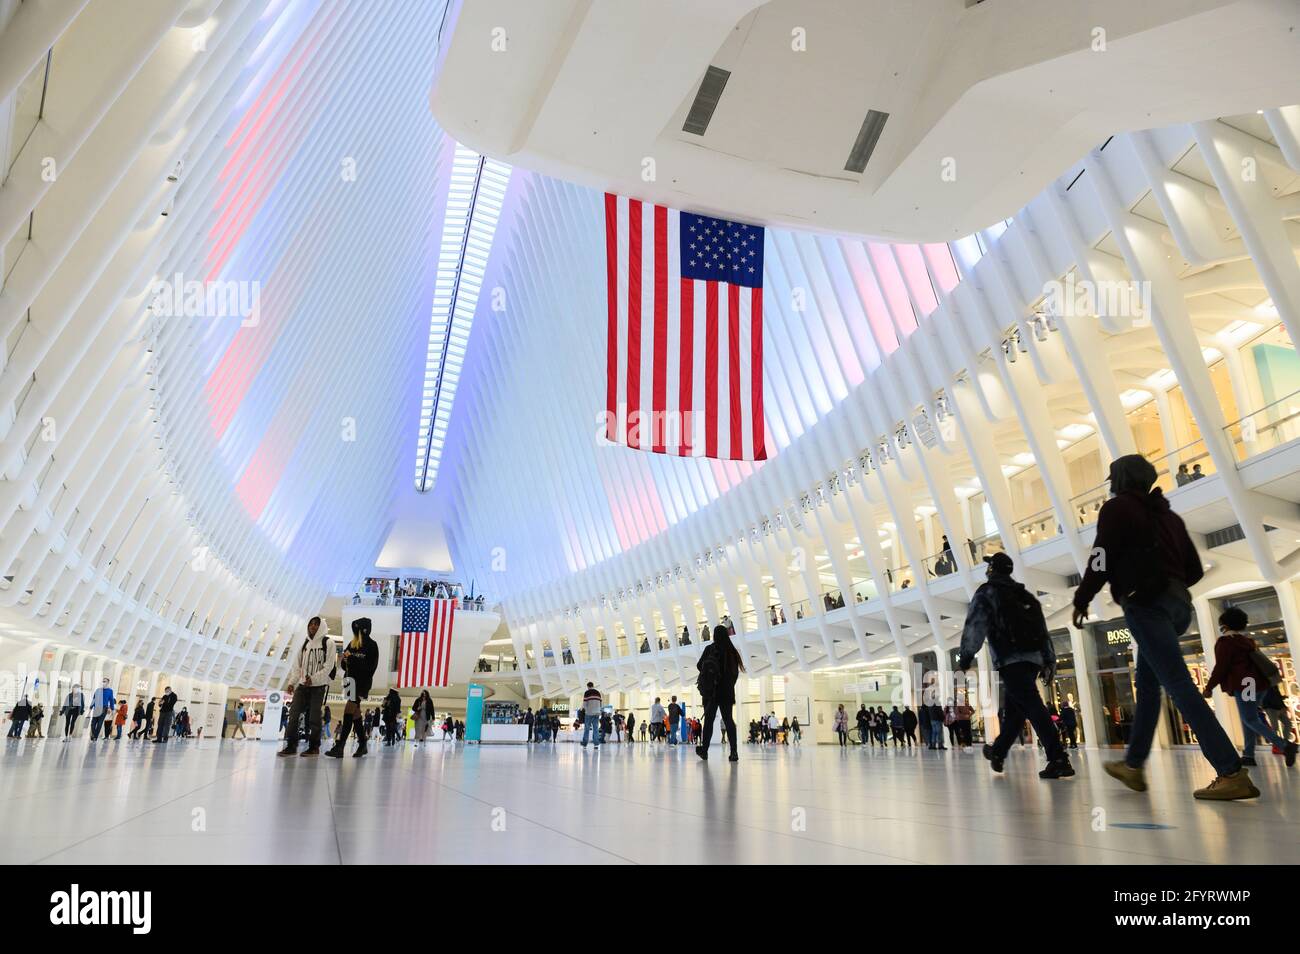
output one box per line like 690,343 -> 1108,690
885,564 -> 915,593
1224,388 -> 1300,463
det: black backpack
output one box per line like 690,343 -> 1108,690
991,581 -> 1049,653
696,645 -> 720,697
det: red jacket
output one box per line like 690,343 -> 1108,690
1206,633 -> 1260,697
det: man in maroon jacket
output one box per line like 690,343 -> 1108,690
1204,606 -> 1297,768
1072,454 -> 1256,801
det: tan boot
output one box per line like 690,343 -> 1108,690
1194,769 -> 1260,801
1103,759 -> 1148,792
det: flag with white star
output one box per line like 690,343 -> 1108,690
603,194 -> 767,460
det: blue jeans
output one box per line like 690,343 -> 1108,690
1122,587 -> 1240,777
929,722 -> 944,747
582,714 -> 602,746
1236,695 -> 1290,757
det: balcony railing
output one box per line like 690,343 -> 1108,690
1224,388 -> 1300,463
885,564 -> 915,593
1011,506 -> 1061,547
920,547 -> 961,580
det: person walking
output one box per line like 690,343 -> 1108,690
278,617 -> 335,758
649,697 -> 666,743
581,682 -> 604,748
326,617 -> 379,758
625,710 -> 635,743
412,690 -> 435,747
959,551 -> 1073,779
695,623 -> 743,761
833,704 -> 849,747
889,706 -> 905,746
114,700 -> 128,740
918,701 -> 932,749
1204,607 -> 1297,768
152,686 -> 178,743
667,696 -> 681,745
855,704 -> 870,748
1073,454 -> 1256,800
231,703 -> 248,740
902,705 -> 918,747
61,684 -> 86,740
88,678 -> 116,742
1058,698 -> 1078,749
381,688 -> 401,746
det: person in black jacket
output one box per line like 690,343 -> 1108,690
901,705 -> 918,746
327,617 -> 379,759
152,687 -> 178,743
381,688 -> 402,746
1072,454 -> 1253,801
958,552 -> 1072,779
695,624 -> 744,762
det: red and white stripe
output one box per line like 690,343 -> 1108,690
398,599 -> 456,688
604,193 -> 765,461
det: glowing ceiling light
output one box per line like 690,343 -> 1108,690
415,143 -> 511,493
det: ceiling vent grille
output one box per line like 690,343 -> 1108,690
682,65 -> 731,136
844,109 -> 889,174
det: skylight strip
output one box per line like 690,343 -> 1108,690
414,143 -> 511,492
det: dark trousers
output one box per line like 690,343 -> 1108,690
989,662 -> 1066,763
701,698 -> 736,755
64,711 -> 81,736
283,685 -> 326,749
1060,724 -> 1077,747
155,710 -> 174,742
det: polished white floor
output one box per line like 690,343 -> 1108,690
1,735 -> 1297,864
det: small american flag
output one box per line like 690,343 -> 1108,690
398,597 -> 457,688
604,194 -> 766,460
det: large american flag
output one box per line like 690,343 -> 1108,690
604,194 -> 766,460
397,597 -> 456,688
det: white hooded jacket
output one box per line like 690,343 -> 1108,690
287,625 -> 336,688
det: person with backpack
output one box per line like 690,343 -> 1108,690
326,617 -> 379,759
958,551 -> 1073,779
279,617 -> 335,758
1204,607 -> 1297,768
231,702 -> 248,740
695,623 -> 743,761
1072,454 -> 1255,800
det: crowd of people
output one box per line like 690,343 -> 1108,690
5,681 -> 185,744
351,577 -> 486,610
14,455 -> 1293,808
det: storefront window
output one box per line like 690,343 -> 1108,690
1089,615 -> 1205,746
1045,629 -> 1083,746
